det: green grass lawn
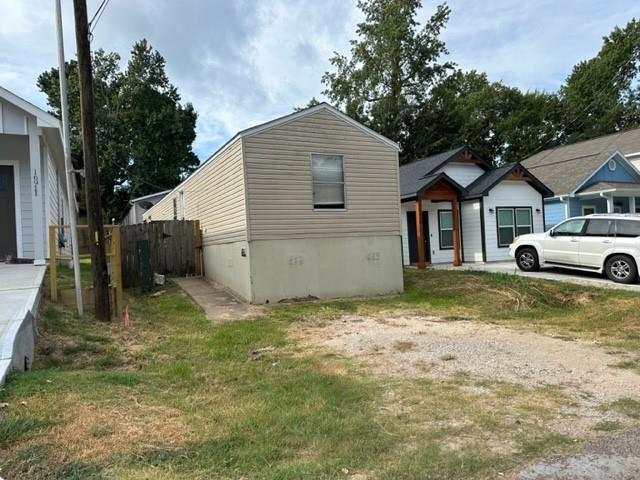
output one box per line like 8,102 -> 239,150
0,269 -> 639,479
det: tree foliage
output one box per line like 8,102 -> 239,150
322,0 -> 453,145
38,39 -> 198,221
560,18 -> 640,142
320,1 -> 640,164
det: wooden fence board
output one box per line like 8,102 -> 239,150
120,220 -> 201,288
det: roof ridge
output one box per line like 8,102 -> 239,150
528,126 -> 640,161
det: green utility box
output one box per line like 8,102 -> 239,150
137,240 -> 153,293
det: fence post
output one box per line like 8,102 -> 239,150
49,225 -> 58,302
194,220 -> 202,276
111,225 -> 123,320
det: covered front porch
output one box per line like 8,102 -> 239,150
573,182 -> 640,215
400,173 -> 463,269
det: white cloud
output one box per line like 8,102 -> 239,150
0,0 -> 638,161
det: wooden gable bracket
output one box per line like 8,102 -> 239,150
460,150 -> 473,162
507,167 -> 532,182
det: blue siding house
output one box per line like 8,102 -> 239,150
521,128 -> 640,230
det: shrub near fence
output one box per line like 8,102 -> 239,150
120,220 -> 201,288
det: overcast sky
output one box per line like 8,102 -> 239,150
1,0 -> 638,160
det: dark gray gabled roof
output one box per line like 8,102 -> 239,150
400,145 -> 490,199
464,163 -> 553,199
400,172 -> 467,200
521,127 -> 640,196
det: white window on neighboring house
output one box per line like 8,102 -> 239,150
582,205 -> 596,215
497,207 -> 533,247
311,153 -> 345,209
172,197 -> 178,220
179,190 -> 185,219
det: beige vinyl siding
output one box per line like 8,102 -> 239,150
243,109 -> 400,240
142,137 -> 248,245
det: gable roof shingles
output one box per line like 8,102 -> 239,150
521,128 -> 640,196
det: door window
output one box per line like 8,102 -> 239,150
553,219 -> 586,236
584,219 -> 613,236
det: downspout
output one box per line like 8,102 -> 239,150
558,195 -> 569,220
600,192 -> 614,213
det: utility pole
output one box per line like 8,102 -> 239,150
55,0 -> 83,318
73,0 -> 111,320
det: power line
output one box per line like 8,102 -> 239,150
89,0 -> 110,35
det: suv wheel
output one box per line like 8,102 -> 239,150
516,247 -> 540,272
605,255 -> 638,284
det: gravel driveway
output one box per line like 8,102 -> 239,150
514,427 -> 640,480
295,314 -> 640,437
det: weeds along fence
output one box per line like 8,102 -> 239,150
120,220 -> 202,288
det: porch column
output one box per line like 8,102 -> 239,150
451,197 -> 462,267
630,196 -> 636,214
605,194 -> 614,213
28,117 -> 45,264
415,197 -> 426,270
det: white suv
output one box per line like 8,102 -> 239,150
509,214 -> 640,284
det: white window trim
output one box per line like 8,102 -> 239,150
496,207 -> 533,248
437,209 -> 454,250
310,152 -> 346,211
582,205 -> 596,215
0,160 -> 23,257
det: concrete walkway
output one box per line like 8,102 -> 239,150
173,277 -> 259,322
0,263 -> 46,383
432,261 -> 640,293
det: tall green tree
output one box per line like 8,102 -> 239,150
405,70 -> 562,164
560,19 -> 640,142
37,39 -> 198,221
322,0 -> 453,146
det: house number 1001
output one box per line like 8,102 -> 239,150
33,169 -> 39,196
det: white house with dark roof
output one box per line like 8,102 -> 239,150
400,146 -> 552,266
521,128 -> 640,229
0,86 -> 76,264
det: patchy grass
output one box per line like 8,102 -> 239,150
608,398 -> 640,420
593,420 -> 624,432
1,269 -> 639,479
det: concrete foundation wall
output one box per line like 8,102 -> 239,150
248,236 -> 403,304
202,241 -> 252,301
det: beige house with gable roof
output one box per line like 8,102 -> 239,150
144,103 -> 404,303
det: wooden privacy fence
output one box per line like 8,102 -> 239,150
120,220 -> 202,288
49,224 -> 123,320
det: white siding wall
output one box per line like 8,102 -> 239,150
243,109 -> 400,240
461,200 -> 483,262
436,162 -> 485,187
0,100 -> 27,135
18,155 -> 32,258
401,199 -> 457,265
143,137 -> 248,246
483,181 -> 544,262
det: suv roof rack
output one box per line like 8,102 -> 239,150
586,213 -> 640,218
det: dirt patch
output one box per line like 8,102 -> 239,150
294,314 -> 640,436
33,397 -> 190,461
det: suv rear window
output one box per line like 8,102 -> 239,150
585,219 -> 613,236
615,220 -> 640,237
